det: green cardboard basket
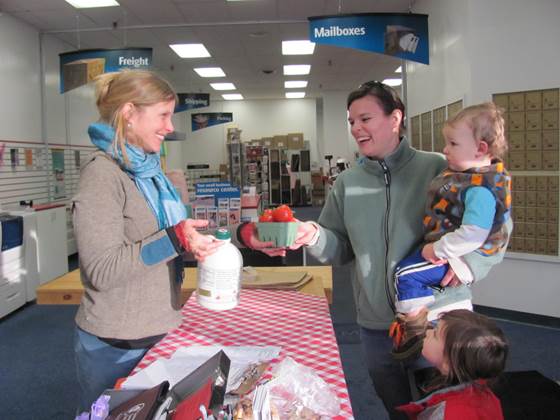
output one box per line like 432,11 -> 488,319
256,222 -> 299,247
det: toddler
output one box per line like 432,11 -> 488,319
397,309 -> 508,419
389,102 -> 512,359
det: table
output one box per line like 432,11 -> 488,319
133,289 -> 354,419
36,265 -> 333,305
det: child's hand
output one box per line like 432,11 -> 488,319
422,243 -> 447,265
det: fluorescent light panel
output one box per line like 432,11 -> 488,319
382,78 -> 402,87
222,94 -> 244,100
210,83 -> 236,91
170,44 -> 211,58
284,80 -> 308,89
282,40 -> 315,55
283,65 -> 311,75
286,92 -> 305,99
194,67 -> 226,77
65,0 -> 119,7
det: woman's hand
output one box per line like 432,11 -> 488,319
422,243 -> 447,265
238,223 -> 287,257
440,266 -> 462,288
176,219 -> 223,262
289,221 -> 318,250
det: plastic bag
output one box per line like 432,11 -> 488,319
267,357 -> 340,418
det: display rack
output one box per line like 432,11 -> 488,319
244,145 -> 269,209
227,128 -> 244,188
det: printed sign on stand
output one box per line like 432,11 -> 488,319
193,182 -> 241,227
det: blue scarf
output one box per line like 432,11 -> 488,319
88,122 -> 186,229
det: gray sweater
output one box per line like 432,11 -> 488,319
307,139 -> 510,329
73,152 -> 183,339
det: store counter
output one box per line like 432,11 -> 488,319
36,265 -> 333,305
131,286 -> 353,418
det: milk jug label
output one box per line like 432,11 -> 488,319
198,265 -> 240,305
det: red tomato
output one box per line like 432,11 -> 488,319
272,205 -> 294,222
259,209 -> 274,222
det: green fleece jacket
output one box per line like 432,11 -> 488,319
307,138 -> 510,330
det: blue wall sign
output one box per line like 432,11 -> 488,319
309,13 -> 429,64
191,112 -> 233,132
59,48 -> 153,93
175,93 -> 210,113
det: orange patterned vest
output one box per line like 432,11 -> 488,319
423,160 -> 512,256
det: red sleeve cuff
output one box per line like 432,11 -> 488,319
238,222 -> 255,248
173,221 -> 191,252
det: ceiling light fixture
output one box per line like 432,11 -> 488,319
286,92 -> 306,99
282,40 -> 316,55
283,65 -> 311,75
210,83 -> 236,91
284,81 -> 308,89
222,94 -> 244,100
194,67 -> 226,78
382,78 -> 402,86
65,0 -> 119,7
170,44 -> 211,58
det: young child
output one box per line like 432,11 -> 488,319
389,102 -> 512,360
397,309 -> 508,419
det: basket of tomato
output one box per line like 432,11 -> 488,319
255,205 -> 298,247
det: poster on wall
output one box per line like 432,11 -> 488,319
0,143 -> 5,169
175,93 -> 210,113
191,112 -> 233,132
51,149 -> 66,199
59,48 -> 153,93
25,148 -> 33,169
309,13 -> 429,64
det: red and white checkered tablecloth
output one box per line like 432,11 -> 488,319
134,289 -> 354,419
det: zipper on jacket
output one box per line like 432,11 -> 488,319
379,160 -> 395,313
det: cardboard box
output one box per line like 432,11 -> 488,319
261,137 -> 273,147
62,58 -> 105,93
287,132 -> 304,149
272,135 -> 288,148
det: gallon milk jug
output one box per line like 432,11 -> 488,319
197,228 -> 243,310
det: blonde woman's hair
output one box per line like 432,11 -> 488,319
94,69 -> 177,164
444,102 -> 508,159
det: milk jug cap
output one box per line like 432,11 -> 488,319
215,228 -> 231,240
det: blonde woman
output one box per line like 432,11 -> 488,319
72,70 -> 226,410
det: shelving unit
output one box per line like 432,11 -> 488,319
227,128 -> 244,188
267,148 -> 312,206
244,145 -> 269,209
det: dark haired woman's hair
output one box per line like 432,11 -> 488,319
347,81 -> 406,134
423,310 -> 508,394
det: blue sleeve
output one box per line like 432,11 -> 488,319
462,187 -> 496,229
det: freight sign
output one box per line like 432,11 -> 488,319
59,48 -> 152,93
